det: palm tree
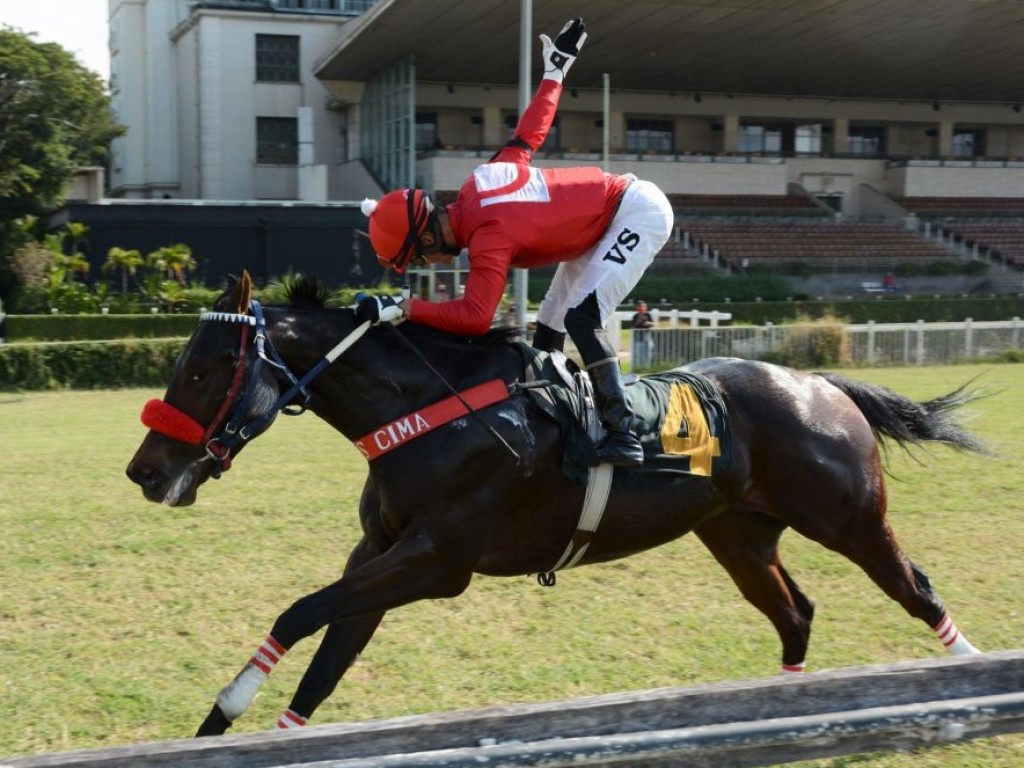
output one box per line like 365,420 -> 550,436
103,246 -> 143,294
161,243 -> 197,285
63,221 -> 90,255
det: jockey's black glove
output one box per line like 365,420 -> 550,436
541,18 -> 587,83
355,292 -> 406,326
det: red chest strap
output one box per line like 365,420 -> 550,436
353,379 -> 510,461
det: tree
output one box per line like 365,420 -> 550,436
0,26 -> 124,299
103,246 -> 143,294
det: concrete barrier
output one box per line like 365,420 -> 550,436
5,651 -> 1024,768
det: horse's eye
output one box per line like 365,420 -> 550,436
191,372 -> 203,383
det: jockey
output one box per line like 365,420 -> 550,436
357,17 -> 673,468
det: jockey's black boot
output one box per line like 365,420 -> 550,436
531,321 -> 565,353
587,359 -> 644,468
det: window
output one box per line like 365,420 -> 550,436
738,124 -> 781,154
738,123 -> 821,154
794,124 -> 822,155
952,129 -> 985,158
274,0 -> 375,11
504,115 -> 559,152
256,35 -> 299,82
626,119 -> 672,153
848,125 -> 886,156
257,117 -> 298,164
415,112 -> 437,150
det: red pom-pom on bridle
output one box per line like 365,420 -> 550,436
139,317 -> 252,476
141,399 -> 205,444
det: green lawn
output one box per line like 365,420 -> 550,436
1,364 -> 1022,765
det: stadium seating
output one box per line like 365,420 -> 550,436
679,220 -> 951,272
897,197 -> 1024,267
668,194 -> 831,218
938,221 -> 1024,266
896,197 -> 1024,219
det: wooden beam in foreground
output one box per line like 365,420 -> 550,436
5,651 -> 1024,768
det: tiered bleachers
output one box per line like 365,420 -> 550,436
681,220 -> 951,272
648,239 -> 711,274
897,196 -> 1024,267
939,221 -> 1024,266
897,197 -> 1024,219
668,194 -> 831,218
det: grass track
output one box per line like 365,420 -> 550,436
1,364 -> 1022,765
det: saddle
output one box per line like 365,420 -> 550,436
517,346 -> 732,486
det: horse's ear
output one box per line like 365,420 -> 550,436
234,270 -> 253,314
214,271 -> 253,313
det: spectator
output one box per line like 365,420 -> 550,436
631,300 -> 654,329
631,300 -> 654,369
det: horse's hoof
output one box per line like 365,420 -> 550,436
196,704 -> 233,737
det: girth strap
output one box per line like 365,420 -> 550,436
538,370 -> 614,585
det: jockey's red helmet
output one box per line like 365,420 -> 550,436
361,189 -> 433,274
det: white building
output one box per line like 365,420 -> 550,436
108,0 -> 1024,217
108,0 -> 374,201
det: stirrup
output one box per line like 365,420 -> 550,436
595,431 -> 644,468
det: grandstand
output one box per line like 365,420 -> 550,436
679,219 -> 950,274
667,194 -> 831,219
898,197 -> 1024,269
71,0 -> 1024,295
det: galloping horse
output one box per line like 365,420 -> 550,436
127,272 -> 986,737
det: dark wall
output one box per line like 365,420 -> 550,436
49,202 -> 385,288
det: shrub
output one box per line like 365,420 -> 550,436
0,339 -> 185,391
761,313 -> 851,368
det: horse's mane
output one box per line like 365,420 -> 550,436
282,276 -> 520,349
285,276 -> 337,309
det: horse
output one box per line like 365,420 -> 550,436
126,272 -> 987,737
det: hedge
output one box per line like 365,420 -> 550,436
4,314 -> 200,342
0,339 -> 185,391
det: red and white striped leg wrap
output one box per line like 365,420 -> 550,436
276,708 -> 307,730
250,635 -> 287,675
934,613 -> 980,656
781,662 -> 806,674
216,635 -> 288,722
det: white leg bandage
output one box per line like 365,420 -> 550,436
215,635 -> 287,722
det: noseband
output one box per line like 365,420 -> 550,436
141,301 -> 312,478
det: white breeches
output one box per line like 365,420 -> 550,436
535,178 -> 673,332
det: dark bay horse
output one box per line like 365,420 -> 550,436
126,272 -> 987,737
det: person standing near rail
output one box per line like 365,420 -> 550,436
356,17 -> 674,467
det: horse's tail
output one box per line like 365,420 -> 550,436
820,373 -> 988,454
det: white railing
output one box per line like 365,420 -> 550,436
627,317 -> 1024,370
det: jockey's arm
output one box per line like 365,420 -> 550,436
490,79 -> 562,164
405,244 -> 511,336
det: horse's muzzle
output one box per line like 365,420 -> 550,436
126,459 -> 171,503
126,457 -> 202,506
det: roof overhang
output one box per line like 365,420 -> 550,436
315,0 -> 1024,104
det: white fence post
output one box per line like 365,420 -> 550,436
916,319 -> 926,365
965,317 -> 973,359
867,320 -> 876,365
609,313 -> 622,356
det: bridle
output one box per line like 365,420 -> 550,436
141,301 -> 370,478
